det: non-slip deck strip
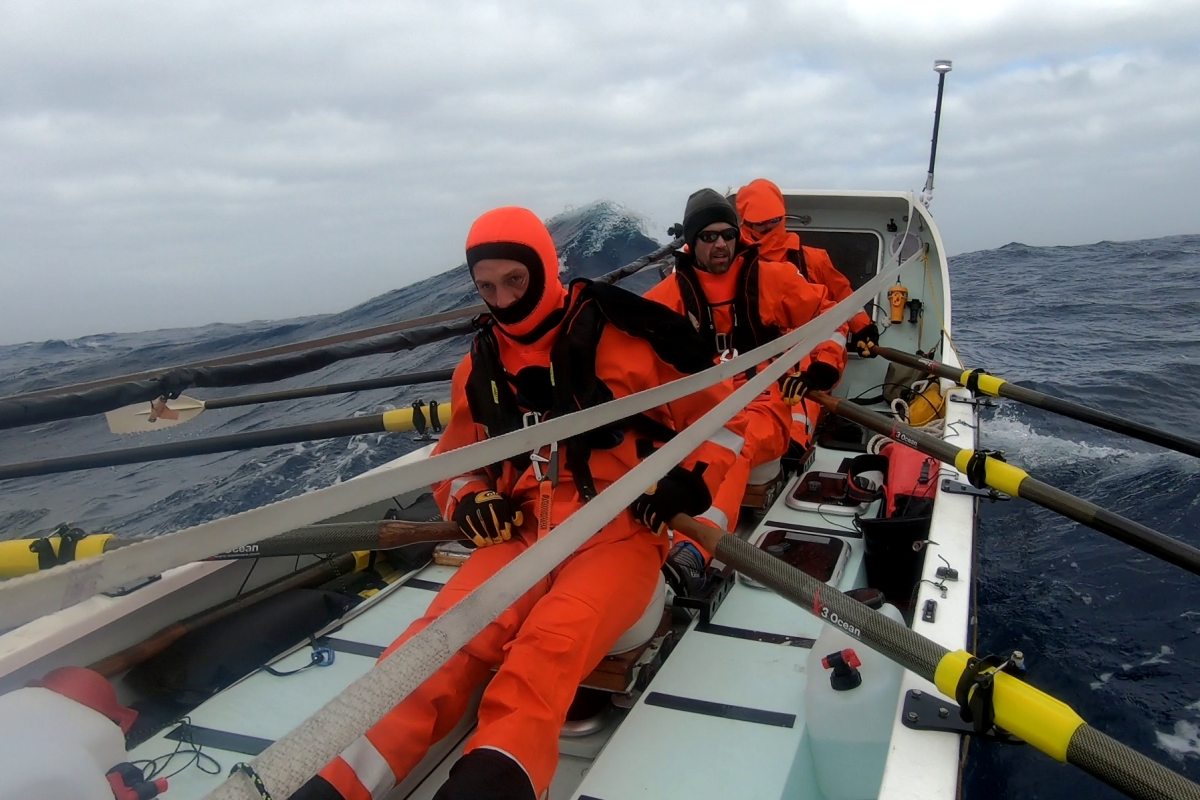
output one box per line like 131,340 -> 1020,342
320,637 -> 387,659
694,621 -> 815,648
643,692 -> 796,728
165,722 -> 274,756
404,578 -> 446,592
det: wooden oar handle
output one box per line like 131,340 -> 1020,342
669,514 -> 725,554
377,520 -> 466,547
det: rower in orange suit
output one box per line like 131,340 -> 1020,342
736,178 -> 880,356
293,207 -> 747,800
645,189 -> 848,589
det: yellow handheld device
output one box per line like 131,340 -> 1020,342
888,285 -> 909,324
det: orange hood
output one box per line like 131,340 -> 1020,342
466,207 -> 567,340
736,178 -> 798,263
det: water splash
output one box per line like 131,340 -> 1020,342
1157,720 -> 1200,760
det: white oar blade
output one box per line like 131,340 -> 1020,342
105,396 -> 206,434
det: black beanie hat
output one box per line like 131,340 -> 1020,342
682,189 -> 739,250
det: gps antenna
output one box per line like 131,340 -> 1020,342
919,60 -> 953,209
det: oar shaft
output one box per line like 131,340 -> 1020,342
1018,480 -> 1200,573
204,369 -> 456,411
812,392 -> 1200,578
871,346 -> 1200,458
672,514 -> 1200,800
205,520 -> 462,559
0,403 -> 450,482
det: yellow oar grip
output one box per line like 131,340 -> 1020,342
381,402 -> 452,433
959,369 -> 1007,397
935,650 -> 1084,761
953,450 -> 1029,497
0,533 -> 115,578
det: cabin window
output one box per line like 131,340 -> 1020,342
792,230 -> 881,290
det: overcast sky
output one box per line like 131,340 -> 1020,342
2,0 -> 1198,343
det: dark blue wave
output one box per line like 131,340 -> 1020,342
955,233 -> 1200,795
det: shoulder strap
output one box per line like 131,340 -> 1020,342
463,320 -> 524,438
733,248 -> 781,355
580,279 -> 714,374
786,247 -> 808,279
667,255 -> 719,362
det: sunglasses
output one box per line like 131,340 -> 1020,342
697,228 -> 739,244
746,216 -> 783,229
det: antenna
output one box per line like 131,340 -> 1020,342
919,60 -> 952,209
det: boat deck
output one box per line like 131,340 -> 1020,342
127,441 -> 885,800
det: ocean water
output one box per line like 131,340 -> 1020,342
955,234 -> 1200,797
1,211 -> 1198,797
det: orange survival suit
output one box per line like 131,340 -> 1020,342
737,178 -> 877,349
645,235 -> 847,536
297,208 -> 747,800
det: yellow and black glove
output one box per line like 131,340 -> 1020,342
779,362 -> 840,405
453,490 -> 524,547
849,323 -> 880,357
631,465 -> 712,536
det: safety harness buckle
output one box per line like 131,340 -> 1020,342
529,441 -> 559,487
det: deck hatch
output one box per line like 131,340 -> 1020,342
694,621 -> 815,649
764,518 -> 863,539
644,691 -> 796,728
165,722 -> 273,756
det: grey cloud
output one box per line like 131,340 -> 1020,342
2,0 -> 1199,342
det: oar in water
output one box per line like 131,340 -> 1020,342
105,368 -> 456,434
0,401 -> 451,482
672,514 -> 1200,800
810,390 -> 1200,578
869,345 -> 1200,459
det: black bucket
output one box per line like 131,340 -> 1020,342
857,497 -> 933,611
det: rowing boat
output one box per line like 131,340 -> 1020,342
0,188 -> 978,800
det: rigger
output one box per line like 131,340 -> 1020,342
294,207 -> 748,800
645,189 -> 849,578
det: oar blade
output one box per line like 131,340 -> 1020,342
105,396 -> 206,434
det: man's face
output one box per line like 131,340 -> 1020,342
744,216 -> 784,237
472,258 -> 530,309
694,222 -> 738,273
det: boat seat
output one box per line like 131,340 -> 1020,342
606,571 -> 667,655
741,458 -> 786,511
748,458 -> 782,485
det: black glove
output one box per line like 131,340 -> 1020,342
849,323 -> 880,357
631,464 -> 712,536
453,490 -> 524,547
779,362 -> 841,404
662,541 -> 707,598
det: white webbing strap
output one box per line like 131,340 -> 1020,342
0,251 -> 911,634
203,255 -> 910,800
